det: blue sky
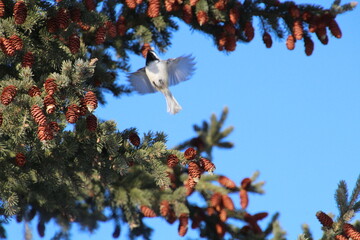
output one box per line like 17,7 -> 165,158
6,1 -> 360,239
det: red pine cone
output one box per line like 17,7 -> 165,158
241,177 -> 251,189
125,0 -> 137,9
70,7 -> 81,22
44,78 -> 57,95
167,154 -> 179,168
46,17 -> 58,33
84,91 -> 98,112
293,20 -> 303,40
215,222 -> 226,238
199,157 -> 215,172
218,176 -> 236,189
116,16 -> 127,36
95,26 -> 106,45
15,153 -> 26,167
182,4 -> 192,24
343,223 -> 360,240
189,0 -> 199,6
0,37 -> 16,56
37,124 -> 54,141
240,189 -> 248,209
28,86 -> 41,97
315,27 -> 328,45
31,105 -> 47,125
136,0 -> 143,4
49,121 -> 60,133
14,1 -> 27,25
164,0 -> 178,12
210,192 -> 222,209
262,32 -> 272,48
140,205 -> 157,217
188,161 -> 202,181
129,132 -> 140,146
66,104 -> 80,124
141,43 -> 151,58
335,235 -> 349,240
185,177 -> 196,196
304,36 -> 314,56
0,112 -> 2,127
244,21 -> 254,42
147,0 -> 160,18
57,8 -> 70,29
112,225 -> 121,238
196,11 -> 208,26
178,213 -> 189,237
68,34 -> 80,54
229,4 -> 240,24
22,52 -> 34,68
286,35 -> 296,50
206,207 -> 216,216
214,0 -> 226,10
219,208 -> 227,222
9,35 -> 23,51
86,114 -> 97,131
328,18 -> 342,38
0,0 -> 4,17
44,95 -> 56,114
316,211 -> 334,228
84,0 -> 96,11
1,85 -> 17,105
225,35 -> 236,52
160,200 -> 170,217
106,21 -> 117,38
222,194 -> 234,210
184,147 -> 197,160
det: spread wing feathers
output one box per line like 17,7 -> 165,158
127,67 -> 156,94
167,55 -> 196,86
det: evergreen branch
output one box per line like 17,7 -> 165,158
335,180 -> 349,217
349,174 -> 360,209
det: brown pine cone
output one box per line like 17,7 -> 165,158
44,78 -> 57,95
184,147 -> 197,160
147,0 -> 160,18
160,200 -> 170,217
57,8 -> 70,29
262,32 -> 272,48
65,104 -> 80,124
49,121 -> 60,133
84,91 -> 98,112
106,21 -> 117,38
288,4 -> 300,19
240,189 -> 248,209
140,205 -> 156,217
0,0 -> 5,17
0,37 -> 16,56
343,223 -> 360,240
182,4 -> 192,24
70,7 -> 81,22
286,35 -> 296,50
166,208 -> 177,224
167,154 -> 179,168
229,4 -> 240,24
328,18 -> 342,38
9,35 -> 23,51
185,177 -> 196,196
125,0 -> 137,9
1,85 -> 17,105
79,98 -> 87,116
37,124 -> 54,141
37,222 -> 45,237
28,86 -> 41,97
196,11 -> 208,26
304,36 -> 314,56
15,153 -> 26,167
22,52 -> 34,68
315,211 -> 333,227
199,157 -> 215,172
315,27 -> 328,45
86,114 -> 97,131
225,35 -> 236,52
293,20 -> 303,40
178,213 -> 188,237
44,95 -> 56,114
218,176 -> 236,189
241,177 -> 251,189
214,0 -> 226,10
222,194 -> 234,210
95,26 -> 106,45
112,225 -> 120,238
14,1 -> 27,25
47,17 -> 58,33
68,33 -> 80,54
219,209 -> 227,222
116,16 -> 127,36
188,161 -> 202,181
31,105 -> 47,125
210,192 -> 222,209
215,222 -> 226,238
129,132 -> 140,146
335,235 -> 349,240
244,21 -> 254,42
84,0 -> 96,11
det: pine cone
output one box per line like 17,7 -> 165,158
85,114 -> 97,131
79,98 -> 87,116
219,209 -> 227,222
217,32 -> 226,51
125,0 -> 137,9
70,7 -> 81,22
182,4 -> 192,24
224,23 -> 236,35
199,157 -> 215,172
0,37 -> 16,56
244,21 -> 254,42
147,0 -> 160,18
140,205 -> 156,217
196,11 -> 208,26
44,78 -> 57,95
84,91 -> 98,112
229,5 -> 240,24
262,32 -> 272,48
84,0 -> 96,11
22,52 -> 34,68
214,0 -> 226,10
15,153 -> 26,167
44,95 -> 56,114
1,85 -> 17,105
9,35 -> 23,51
14,1 -> 27,24
184,147 -> 197,160
304,36 -> 314,56
49,121 -> 60,133
188,161 -> 202,182
335,235 -> 349,240
286,35 -> 296,50
136,0 -> 143,4
106,21 -> 117,38
167,154 -> 179,168
68,33 -> 80,54
215,222 -> 226,238
31,105 -> 47,125
57,8 -> 70,29
218,176 -> 236,189
315,27 -> 328,45
166,208 -> 177,224
329,18 -> 342,38
37,124 -> 54,141
288,4 -> 300,19
116,16 -> 127,36
160,200 -> 170,217
47,17 -> 58,33
222,194 -> 234,211
343,223 -> 360,240
95,26 -> 106,45
185,177 -> 196,196
141,43 -> 151,58
225,35 -> 236,52
112,225 -> 121,238
241,177 -> 251,189
240,189 -> 248,209
66,104 -> 80,124
28,86 -> 41,97
293,20 -> 303,40
178,213 -> 188,237
0,0 -> 4,17
129,132 -> 140,146
37,222 -> 45,237
164,0 -> 174,12
210,192 -> 222,209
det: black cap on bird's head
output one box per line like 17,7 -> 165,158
146,50 -> 160,66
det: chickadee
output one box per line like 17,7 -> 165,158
128,50 -> 196,114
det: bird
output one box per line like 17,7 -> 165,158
127,49 -> 196,114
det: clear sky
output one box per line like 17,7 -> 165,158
6,1 -> 360,239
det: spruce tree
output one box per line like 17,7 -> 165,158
0,0 -> 359,239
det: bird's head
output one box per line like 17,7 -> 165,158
146,49 -> 160,66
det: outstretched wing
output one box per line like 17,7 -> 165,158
167,55 -> 196,86
127,68 -> 156,94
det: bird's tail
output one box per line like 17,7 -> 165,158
163,90 -> 182,114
